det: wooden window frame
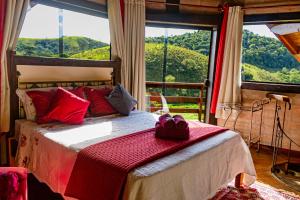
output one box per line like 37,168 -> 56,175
31,0 -> 108,18
241,12 -> 300,93
20,0 -> 111,60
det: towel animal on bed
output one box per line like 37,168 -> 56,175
155,114 -> 190,140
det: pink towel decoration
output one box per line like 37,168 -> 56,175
173,115 -> 188,129
155,114 -> 190,140
159,114 -> 175,129
158,113 -> 171,121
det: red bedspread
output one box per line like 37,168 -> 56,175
65,121 -> 227,200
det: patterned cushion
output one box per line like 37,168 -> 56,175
16,89 -> 36,121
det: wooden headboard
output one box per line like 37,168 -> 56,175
9,51 -> 121,133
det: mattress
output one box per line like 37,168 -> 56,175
15,111 -> 256,200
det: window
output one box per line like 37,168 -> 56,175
242,24 -> 300,84
145,26 -> 212,121
16,4 -> 110,60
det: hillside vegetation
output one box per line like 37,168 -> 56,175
16,36 -> 108,57
16,29 -> 300,84
70,46 -> 110,60
145,43 -> 208,83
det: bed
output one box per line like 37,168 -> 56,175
9,52 -> 256,200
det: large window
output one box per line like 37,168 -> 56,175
145,26 -> 212,120
16,4 -> 110,60
242,24 -> 300,84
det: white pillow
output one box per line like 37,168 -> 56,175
16,89 -> 36,121
16,87 -> 73,121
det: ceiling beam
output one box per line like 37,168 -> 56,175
146,12 -> 221,27
244,4 -> 300,15
166,0 -> 179,13
244,12 -> 300,24
32,0 -> 107,17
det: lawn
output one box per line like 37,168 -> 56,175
167,103 -> 201,120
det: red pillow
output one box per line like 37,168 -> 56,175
39,87 -> 90,124
26,90 -> 56,121
68,87 -> 85,99
84,87 -> 117,116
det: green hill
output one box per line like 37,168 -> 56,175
16,36 -> 108,57
146,31 -> 211,56
243,64 -> 300,83
145,43 -> 208,83
16,29 -> 300,84
70,46 -> 110,60
242,30 -> 299,71
71,43 -> 208,83
146,30 -> 300,71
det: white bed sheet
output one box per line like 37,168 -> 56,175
15,111 -> 256,200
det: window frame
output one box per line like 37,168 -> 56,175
241,12 -> 300,92
145,22 -> 215,122
145,22 -> 214,85
31,0 -> 108,18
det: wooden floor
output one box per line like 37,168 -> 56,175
250,146 -> 300,196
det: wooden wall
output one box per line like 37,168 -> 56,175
218,89 -> 300,151
17,65 -> 112,83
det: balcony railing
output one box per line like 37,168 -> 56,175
146,81 -> 207,121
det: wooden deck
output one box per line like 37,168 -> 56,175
146,81 -> 207,121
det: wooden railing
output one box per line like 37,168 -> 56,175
146,81 -> 207,121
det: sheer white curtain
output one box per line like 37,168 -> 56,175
215,6 -> 244,118
0,0 -> 29,164
124,0 -> 146,110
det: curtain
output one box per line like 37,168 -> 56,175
215,6 -> 244,118
210,5 -> 229,114
108,0 -> 125,83
124,0 -> 146,110
0,0 -> 29,164
108,0 -> 146,110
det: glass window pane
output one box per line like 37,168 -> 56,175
242,24 -> 300,84
16,4 -> 110,60
145,26 -> 211,121
145,27 -> 165,83
17,4 -> 59,57
63,9 -> 110,60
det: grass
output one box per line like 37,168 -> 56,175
167,103 -> 200,120
148,102 -> 204,120
170,113 -> 199,120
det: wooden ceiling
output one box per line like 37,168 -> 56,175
276,31 -> 300,62
84,0 -> 300,15
267,24 -> 300,62
145,0 -> 300,15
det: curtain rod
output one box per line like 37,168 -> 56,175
146,1 -> 300,11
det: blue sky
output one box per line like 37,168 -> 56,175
20,4 -> 277,43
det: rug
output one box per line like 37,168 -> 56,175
211,182 -> 300,200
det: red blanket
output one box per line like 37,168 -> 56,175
65,121 -> 227,200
